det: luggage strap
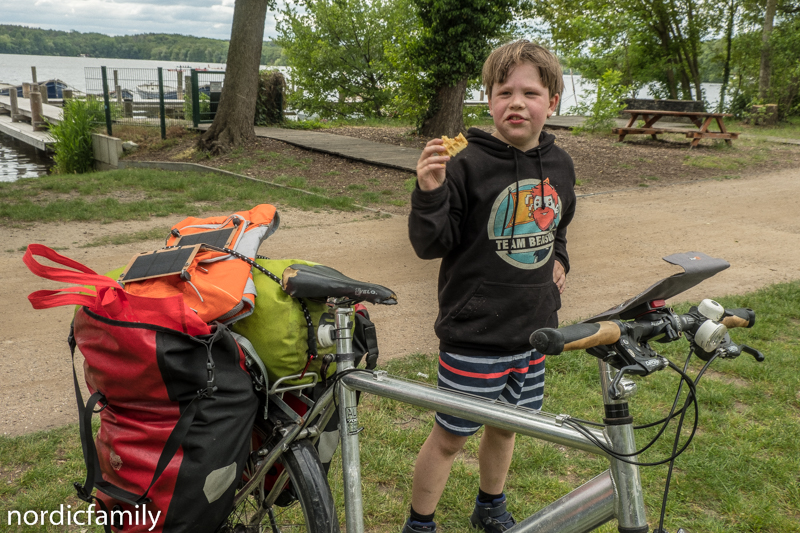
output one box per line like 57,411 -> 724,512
68,326 -> 207,523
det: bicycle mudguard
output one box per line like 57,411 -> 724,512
582,251 -> 730,323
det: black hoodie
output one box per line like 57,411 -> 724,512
409,127 -> 576,356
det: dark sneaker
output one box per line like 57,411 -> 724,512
402,519 -> 437,533
470,494 -> 516,532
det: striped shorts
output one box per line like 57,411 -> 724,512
435,349 -> 545,437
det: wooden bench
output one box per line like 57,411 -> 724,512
613,110 -> 739,148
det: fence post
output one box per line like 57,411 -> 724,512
177,70 -> 184,100
22,83 -> 31,98
39,83 -> 49,105
157,67 -> 167,140
113,70 -> 122,104
63,89 -> 73,101
191,69 -> 200,128
31,67 -> 37,84
123,98 -> 133,118
9,90 -> 22,122
101,66 -> 113,136
29,86 -> 46,131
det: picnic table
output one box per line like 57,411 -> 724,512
613,109 -> 739,148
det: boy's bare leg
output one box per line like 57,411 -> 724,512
411,423 -> 469,515
478,425 -> 516,494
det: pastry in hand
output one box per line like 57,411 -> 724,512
441,133 -> 468,157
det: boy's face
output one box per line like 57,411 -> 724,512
488,62 -> 559,152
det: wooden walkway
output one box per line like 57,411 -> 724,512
242,116 -> 615,173
0,94 -> 60,151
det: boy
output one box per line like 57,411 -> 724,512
405,40 -> 576,533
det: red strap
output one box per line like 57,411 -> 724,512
23,244 -> 121,289
28,287 -> 97,310
24,244 -> 121,311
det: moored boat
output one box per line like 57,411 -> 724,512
136,83 -> 178,99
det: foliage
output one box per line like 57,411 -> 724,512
0,24 -> 284,65
393,0 -> 529,132
276,0 -> 401,119
255,69 -> 286,126
183,91 -> 210,122
722,11 -> 800,120
47,98 -> 104,174
571,70 -> 631,133
535,0 -> 722,103
534,0 -> 800,119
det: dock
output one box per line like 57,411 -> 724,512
0,94 -> 60,151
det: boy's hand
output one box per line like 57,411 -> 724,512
416,139 -> 449,191
554,260 -> 566,294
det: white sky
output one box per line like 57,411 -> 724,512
1,0 -> 287,41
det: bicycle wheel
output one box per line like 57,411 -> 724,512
220,417 -> 340,533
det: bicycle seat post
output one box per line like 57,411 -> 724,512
599,360 -> 649,533
334,302 -> 366,533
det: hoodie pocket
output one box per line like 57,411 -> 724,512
445,280 -> 561,350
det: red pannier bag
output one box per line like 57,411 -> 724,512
23,244 -> 258,533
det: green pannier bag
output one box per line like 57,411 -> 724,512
232,258 -> 342,387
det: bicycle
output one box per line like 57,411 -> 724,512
219,251 -> 765,533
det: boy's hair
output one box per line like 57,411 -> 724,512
482,40 -> 564,99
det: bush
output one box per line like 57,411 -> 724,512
570,69 -> 631,134
48,98 -> 104,174
255,70 -> 286,126
183,91 -> 211,122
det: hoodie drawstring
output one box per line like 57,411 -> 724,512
506,147 -> 544,253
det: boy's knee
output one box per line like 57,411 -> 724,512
484,425 -> 515,442
429,424 -> 469,456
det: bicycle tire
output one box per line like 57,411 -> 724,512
219,416 -> 340,533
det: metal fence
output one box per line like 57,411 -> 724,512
84,67 -> 225,137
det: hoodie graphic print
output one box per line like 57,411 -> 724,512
489,176 -> 562,269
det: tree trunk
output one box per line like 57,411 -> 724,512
758,0 -> 778,100
199,0 -> 270,154
718,0 -> 737,112
419,78 -> 468,138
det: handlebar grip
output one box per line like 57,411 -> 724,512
721,308 -> 756,329
530,321 -> 623,355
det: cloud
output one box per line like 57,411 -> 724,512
4,0 -> 286,41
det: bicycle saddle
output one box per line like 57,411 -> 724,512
281,264 -> 397,305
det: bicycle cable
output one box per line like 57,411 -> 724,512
560,360 -> 700,466
657,349 -> 718,532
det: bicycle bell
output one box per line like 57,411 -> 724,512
697,299 -> 725,321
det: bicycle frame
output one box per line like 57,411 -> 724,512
331,304 -> 650,533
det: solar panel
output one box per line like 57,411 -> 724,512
119,245 -> 201,283
174,227 -> 235,249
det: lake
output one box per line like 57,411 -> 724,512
0,53 -> 722,181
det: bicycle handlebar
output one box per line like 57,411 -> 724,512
720,307 -> 756,329
530,321 -> 622,355
530,304 -> 757,357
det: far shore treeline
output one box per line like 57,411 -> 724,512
0,25 -> 285,66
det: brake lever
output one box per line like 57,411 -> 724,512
740,344 -> 765,362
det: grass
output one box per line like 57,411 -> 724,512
731,116 -> 800,140
1,281 -> 799,531
0,167 -> 359,225
79,226 -> 170,248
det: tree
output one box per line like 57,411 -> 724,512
199,0 -> 274,154
718,0 -> 739,111
758,0 -> 778,99
404,0 -> 527,137
275,0 -> 400,119
537,0 -> 722,102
